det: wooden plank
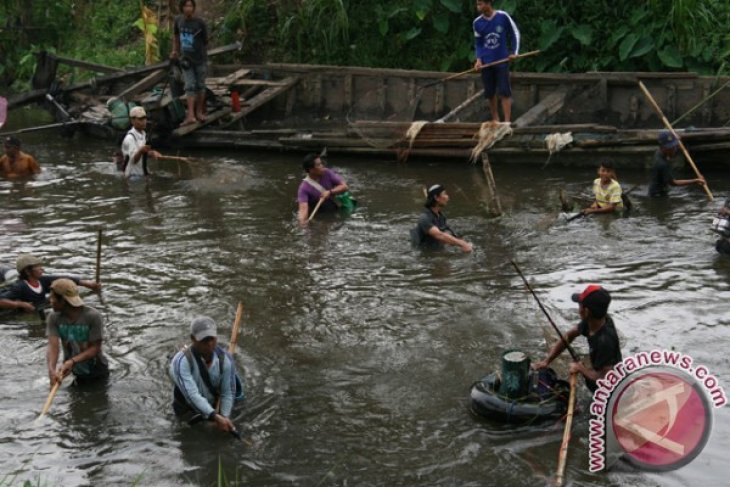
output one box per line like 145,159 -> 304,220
110,69 -> 167,103
218,77 -> 299,128
48,54 -> 124,74
512,87 -> 570,128
171,107 -> 233,137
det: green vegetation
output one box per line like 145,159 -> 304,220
1,0 -> 728,91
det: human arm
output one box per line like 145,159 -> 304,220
670,176 -> 705,188
426,226 -> 473,253
171,18 -> 180,58
505,12 -> 520,56
79,279 -> 102,292
532,326 -> 580,369
29,155 -> 41,174
297,201 -> 311,226
582,202 -> 618,215
54,339 -> 102,384
219,355 -> 235,418
569,360 -> 613,383
0,286 -> 36,312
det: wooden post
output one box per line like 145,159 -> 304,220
554,373 -> 578,487
480,153 -> 503,217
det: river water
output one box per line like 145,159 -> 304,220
1,118 -> 729,486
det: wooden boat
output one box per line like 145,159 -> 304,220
6,53 -> 730,167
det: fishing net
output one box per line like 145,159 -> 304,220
469,121 -> 513,163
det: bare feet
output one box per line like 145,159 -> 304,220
180,118 -> 197,127
195,113 -> 207,123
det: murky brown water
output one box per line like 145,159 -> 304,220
1,112 -> 729,486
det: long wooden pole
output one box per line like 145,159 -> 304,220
510,260 -> 580,361
554,372 -> 578,487
307,197 -> 326,222
216,302 -> 244,412
95,228 -> 102,284
424,50 -> 541,88
637,81 -> 713,201
157,154 -> 192,162
228,302 -> 244,356
37,381 -> 62,420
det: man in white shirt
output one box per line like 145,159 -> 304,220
121,106 -> 160,179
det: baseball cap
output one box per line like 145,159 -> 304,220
16,253 -> 42,273
427,184 -> 445,199
571,284 -> 611,318
658,130 -> 679,149
50,278 -> 84,307
191,316 -> 217,341
129,106 -> 147,119
3,136 -> 21,148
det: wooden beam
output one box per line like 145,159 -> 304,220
218,77 -> 299,128
512,87 -> 570,128
48,54 -> 124,74
110,69 -> 167,103
171,107 -> 233,137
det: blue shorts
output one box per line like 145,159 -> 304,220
183,61 -> 207,96
480,63 -> 511,99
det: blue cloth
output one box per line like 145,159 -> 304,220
473,10 -> 520,64
648,150 -> 674,197
170,346 -> 234,418
480,62 -> 512,98
0,274 -> 81,307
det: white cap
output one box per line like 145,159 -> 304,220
129,106 -> 147,118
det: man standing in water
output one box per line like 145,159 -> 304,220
533,285 -> 622,392
648,130 -> 706,197
0,254 -> 101,312
297,153 -> 350,225
473,0 -> 520,123
170,316 -> 236,434
46,279 -> 109,386
121,106 -> 160,179
411,184 -> 473,252
0,136 -> 40,179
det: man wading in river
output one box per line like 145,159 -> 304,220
170,317 -> 237,434
297,153 -> 350,225
411,185 -> 473,252
648,130 -> 706,197
46,279 -> 109,386
533,285 -> 622,392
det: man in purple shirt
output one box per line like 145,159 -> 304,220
473,0 -> 520,123
297,153 -> 349,225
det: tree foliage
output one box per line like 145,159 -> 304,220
1,0 -> 728,90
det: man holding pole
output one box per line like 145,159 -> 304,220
169,316 -> 237,434
473,0 -> 520,123
121,106 -> 160,179
46,279 -> 109,387
533,285 -> 622,392
648,130 -> 706,197
297,153 -> 350,225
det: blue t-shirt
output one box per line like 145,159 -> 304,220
473,11 -> 520,64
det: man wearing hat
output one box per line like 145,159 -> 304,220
648,130 -> 706,197
0,254 -> 101,312
410,184 -> 473,252
169,316 -> 236,433
0,136 -> 40,179
533,285 -> 622,392
46,278 -> 109,386
121,106 -> 160,179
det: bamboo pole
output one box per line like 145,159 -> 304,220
423,50 -> 541,88
307,197 -> 326,222
37,381 -> 62,421
637,81 -> 713,201
672,79 -> 730,126
216,302 -> 244,413
157,154 -> 192,162
554,372 -> 578,487
95,228 -> 102,284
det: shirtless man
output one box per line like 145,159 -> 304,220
0,136 -> 40,179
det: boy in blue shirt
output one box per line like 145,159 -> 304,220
473,0 -> 520,123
